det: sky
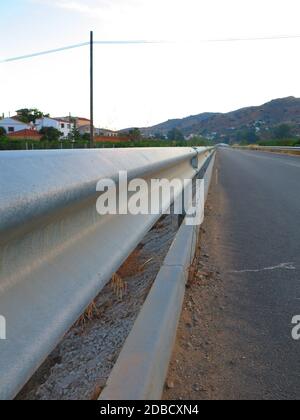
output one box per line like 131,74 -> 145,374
1,0 -> 300,130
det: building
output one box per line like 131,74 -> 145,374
0,113 -> 118,140
7,129 -> 42,141
77,124 -> 93,136
56,116 -> 91,128
0,117 -> 33,134
58,116 -> 119,138
98,129 -> 119,137
76,117 -> 91,127
35,117 -> 74,139
56,116 -> 92,136
77,125 -> 119,137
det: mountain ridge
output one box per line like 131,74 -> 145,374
129,97 -> 300,142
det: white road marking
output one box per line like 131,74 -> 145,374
230,262 -> 296,274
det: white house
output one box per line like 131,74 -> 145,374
77,125 -> 119,137
0,117 -> 32,134
98,129 -> 119,137
35,117 -> 74,139
77,124 -> 94,136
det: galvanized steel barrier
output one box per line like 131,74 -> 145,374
100,153 -> 216,400
0,147 -> 215,400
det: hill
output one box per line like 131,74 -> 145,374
135,97 -> 300,143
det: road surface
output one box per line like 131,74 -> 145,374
165,148 -> 300,400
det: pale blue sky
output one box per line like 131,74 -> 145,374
1,1 -> 91,56
1,0 -> 300,130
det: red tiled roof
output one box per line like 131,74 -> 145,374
55,116 -> 90,122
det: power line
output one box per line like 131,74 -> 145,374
0,42 -> 89,63
203,34 -> 300,42
0,40 -> 164,64
1,35 -> 300,64
94,40 -> 163,45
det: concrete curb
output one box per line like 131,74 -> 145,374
100,152 -> 216,401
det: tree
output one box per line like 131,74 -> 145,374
187,135 -> 210,146
68,126 -> 81,142
81,133 -> 91,142
0,127 -> 6,138
16,108 -> 50,124
39,127 -> 63,142
153,132 -> 166,140
167,128 -> 184,141
273,124 -> 292,140
235,128 -> 259,144
128,128 -> 142,142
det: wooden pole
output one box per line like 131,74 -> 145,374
90,31 -> 94,148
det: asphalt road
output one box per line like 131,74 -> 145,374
213,148 -> 300,399
165,148 -> 300,400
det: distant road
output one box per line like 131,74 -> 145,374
214,148 -> 300,399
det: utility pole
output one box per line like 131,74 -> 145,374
90,31 -> 94,148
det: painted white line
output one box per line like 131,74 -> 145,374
229,262 -> 296,274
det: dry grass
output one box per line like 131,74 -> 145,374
279,150 -> 300,156
139,258 -> 154,271
111,273 -> 128,300
75,248 -> 149,328
76,300 -> 100,327
90,384 -> 104,400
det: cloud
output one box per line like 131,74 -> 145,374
31,0 -> 140,17
28,0 -> 175,40
53,0 -> 97,14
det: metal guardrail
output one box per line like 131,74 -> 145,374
100,153 -> 216,400
0,147 -> 215,400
